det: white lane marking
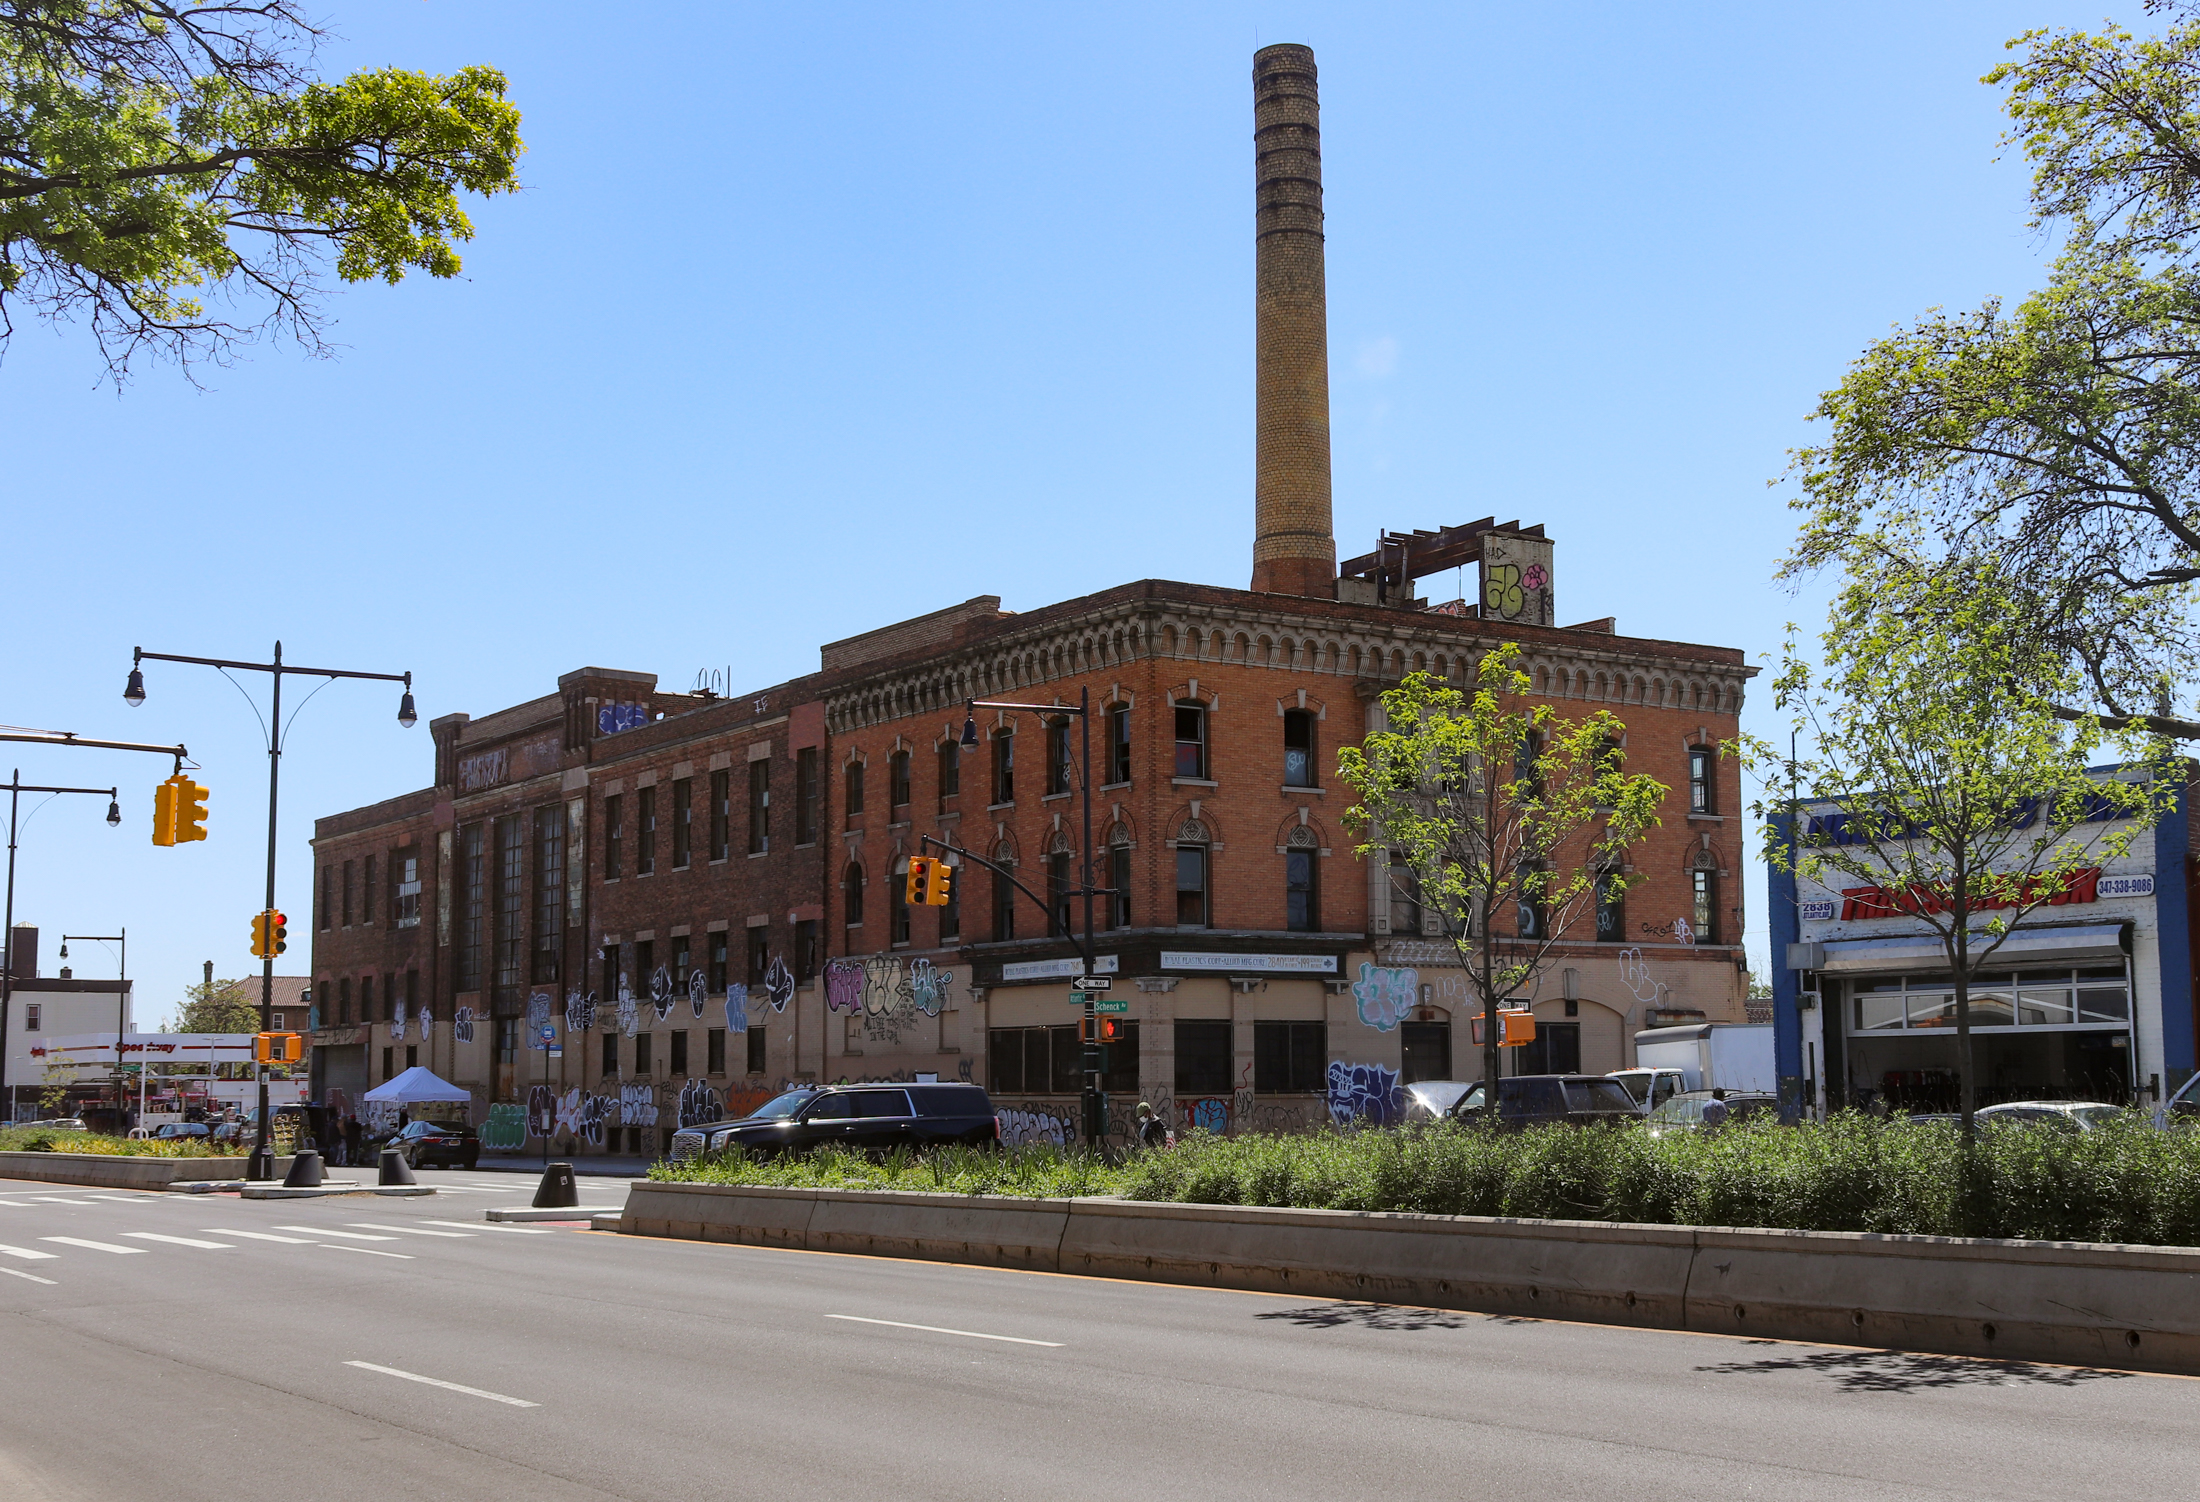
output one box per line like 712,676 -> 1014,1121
272,1226 -> 396,1241
122,1233 -> 233,1250
40,1237 -> 148,1255
202,1229 -> 316,1244
32,1198 -> 100,1206
344,1361 -> 538,1407
824,1315 -> 1063,1347
345,1222 -> 472,1238
0,1267 -> 57,1285
323,1244 -> 414,1260
86,1195 -> 148,1203
0,1200 -> 36,1207
0,1242 -> 60,1261
426,1220 -> 552,1235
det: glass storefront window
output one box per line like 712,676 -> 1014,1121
2017,987 -> 2074,1026
1842,965 -> 2130,1030
2077,986 -> 2130,1022
1856,990 -> 1907,1030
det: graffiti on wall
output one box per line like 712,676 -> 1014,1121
527,1085 -> 557,1138
619,1083 -> 658,1129
824,954 -> 955,1018
482,1102 -> 526,1150
905,958 -> 952,1017
1187,1097 -> 1230,1135
1617,947 -> 1667,1013
526,991 -> 553,1048
687,967 -> 706,1017
1326,1060 -> 1404,1127
996,1107 -> 1071,1146
765,956 -> 795,1011
390,1006 -> 406,1043
616,974 -> 639,1036
565,989 -> 597,1034
417,1004 -> 433,1041
649,965 -> 675,1021
824,956 -> 864,1014
724,983 -> 749,1034
454,1006 -> 476,1044
550,1088 -> 617,1146
677,1078 -> 723,1129
1351,963 -> 1418,1033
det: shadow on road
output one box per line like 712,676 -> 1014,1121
1694,1344 -> 2135,1392
1255,1302 -> 1478,1332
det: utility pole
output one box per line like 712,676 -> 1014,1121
124,644 -> 415,1177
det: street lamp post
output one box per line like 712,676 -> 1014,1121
928,690 -> 1110,1148
1,774 -> 121,1122
59,932 -> 125,1126
126,643 -> 416,1177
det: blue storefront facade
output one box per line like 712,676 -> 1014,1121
1769,773 -> 2200,1116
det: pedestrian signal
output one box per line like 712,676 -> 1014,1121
1473,1009 -> 1537,1047
253,1032 -> 303,1064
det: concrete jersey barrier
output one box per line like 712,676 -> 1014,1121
619,1179 -> 2200,1376
0,1150 -> 285,1190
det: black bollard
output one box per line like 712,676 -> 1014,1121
282,1149 -> 324,1188
246,1144 -> 276,1181
532,1160 -> 579,1209
378,1147 -> 417,1186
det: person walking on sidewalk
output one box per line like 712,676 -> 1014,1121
1135,1102 -> 1169,1150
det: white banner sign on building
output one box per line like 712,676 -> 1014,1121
1160,952 -> 1338,974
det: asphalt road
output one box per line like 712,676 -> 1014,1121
0,1171 -> 2187,1502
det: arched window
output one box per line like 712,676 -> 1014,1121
991,839 -> 1018,941
845,759 -> 865,816
888,749 -> 911,809
1175,819 -> 1210,927
1106,703 -> 1132,785
1690,853 -> 1718,943
1047,833 -> 1073,936
843,861 -> 865,927
1387,852 -> 1422,935
991,727 -> 1015,805
1285,826 -> 1319,932
1282,707 -> 1316,788
1174,700 -> 1209,780
891,857 -> 911,946
1045,716 -> 1073,796
1106,823 -> 1133,930
1595,867 -> 1625,942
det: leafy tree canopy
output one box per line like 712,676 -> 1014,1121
177,975 -> 257,1033
0,0 -> 523,380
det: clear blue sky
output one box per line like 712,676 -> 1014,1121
2,1 -> 2132,1024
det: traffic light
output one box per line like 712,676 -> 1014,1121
1474,1009 -> 1537,1047
906,856 -> 934,906
927,858 -> 952,907
156,774 -> 208,845
249,909 -> 287,958
253,1032 -> 303,1064
152,777 -> 179,845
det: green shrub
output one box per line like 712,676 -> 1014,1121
0,1127 -> 230,1158
643,1113 -> 2200,1247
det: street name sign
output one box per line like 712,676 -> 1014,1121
1093,997 -> 1129,1014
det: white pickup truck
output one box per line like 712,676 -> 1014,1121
1606,1067 -> 1687,1111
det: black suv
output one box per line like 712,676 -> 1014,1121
670,1082 -> 998,1161
1444,1074 -> 1644,1129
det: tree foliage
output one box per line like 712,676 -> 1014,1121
0,0 -> 523,380
1785,8 -> 2200,727
1337,648 -> 1668,1115
1748,552 -> 2171,1136
177,975 -> 257,1033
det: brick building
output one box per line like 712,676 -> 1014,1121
307,44 -> 1755,1153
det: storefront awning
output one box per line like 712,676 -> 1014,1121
1819,923 -> 2127,975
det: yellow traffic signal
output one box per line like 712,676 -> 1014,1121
152,777 -> 180,846
905,856 -> 933,906
250,911 -> 268,957
253,1032 -> 302,1064
250,909 -> 289,959
927,858 -> 952,907
173,777 -> 208,842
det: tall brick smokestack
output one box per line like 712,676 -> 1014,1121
1251,44 -> 1337,598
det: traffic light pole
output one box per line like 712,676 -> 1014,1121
937,688 -> 1112,1149
126,643 -> 415,1178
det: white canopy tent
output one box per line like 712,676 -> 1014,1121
361,1066 -> 471,1105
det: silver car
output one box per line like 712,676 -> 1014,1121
1975,1101 -> 2123,1131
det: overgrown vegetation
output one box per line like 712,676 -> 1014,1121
653,1117 -> 2200,1247
0,1126 -> 229,1157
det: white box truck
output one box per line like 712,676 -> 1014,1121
1628,1023 -> 1776,1095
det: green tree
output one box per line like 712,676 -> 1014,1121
177,975 -> 257,1033
1749,553 -> 2171,1138
1785,7 -> 2200,733
1337,649 -> 1668,1116
0,0 -> 523,380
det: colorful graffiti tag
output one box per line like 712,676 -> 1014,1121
1326,1060 -> 1404,1127
453,1006 -> 476,1044
677,1078 -> 724,1129
481,1101 -> 526,1150
995,1107 -> 1071,1146
1350,962 -> 1418,1033
724,983 -> 749,1034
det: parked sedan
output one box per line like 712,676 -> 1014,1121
1444,1075 -> 1645,1129
1642,1090 -> 1779,1138
382,1119 -> 481,1169
671,1082 -> 999,1161
1402,1081 -> 1475,1123
151,1122 -> 211,1142
1975,1100 -> 2123,1132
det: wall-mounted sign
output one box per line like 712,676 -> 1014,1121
1839,866 -> 2124,921
2097,874 -> 2156,899
1160,952 -> 1338,973
1798,901 -> 1837,922
999,955 -> 1120,982
456,748 -> 508,792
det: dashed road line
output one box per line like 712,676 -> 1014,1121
201,1229 -> 316,1244
0,1268 -> 57,1284
427,1220 -> 552,1235
825,1314 -> 1064,1347
40,1237 -> 147,1255
121,1233 -> 234,1250
0,1242 -> 59,1261
272,1226 -> 396,1241
343,1361 -> 537,1407
346,1223 -> 472,1238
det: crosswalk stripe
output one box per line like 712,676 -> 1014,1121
40,1237 -> 147,1255
346,1223 -> 471,1238
86,1195 -> 147,1203
0,1200 -> 37,1208
426,1220 -> 552,1235
322,1244 -> 413,1260
272,1226 -> 396,1241
203,1229 -> 316,1244
33,1198 -> 100,1206
0,1242 -> 59,1261
0,1267 -> 57,1284
122,1233 -> 233,1250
